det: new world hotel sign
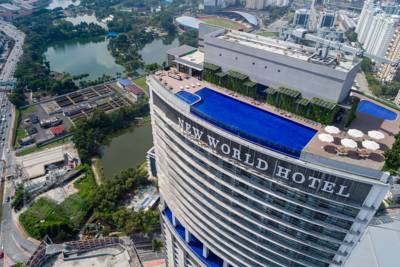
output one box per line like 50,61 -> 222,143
154,93 -> 372,206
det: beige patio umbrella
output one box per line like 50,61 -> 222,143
324,125 -> 340,135
318,133 -> 334,143
362,140 -> 380,151
341,138 -> 358,149
367,130 -> 385,141
348,129 -> 364,139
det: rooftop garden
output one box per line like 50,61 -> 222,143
202,62 -> 340,125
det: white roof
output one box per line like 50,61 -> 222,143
180,50 -> 204,65
176,16 -> 202,30
345,219 -> 400,267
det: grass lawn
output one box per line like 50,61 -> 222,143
20,165 -> 97,241
133,76 -> 149,95
15,128 -> 27,143
11,109 -> 20,148
16,136 -> 72,157
258,31 -> 279,38
202,17 -> 242,30
20,105 -> 37,116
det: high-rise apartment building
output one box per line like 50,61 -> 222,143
245,0 -> 289,9
245,0 -> 265,10
319,11 -> 336,28
293,9 -> 310,28
377,27 -> 400,82
356,0 -> 400,68
148,26 -> 396,267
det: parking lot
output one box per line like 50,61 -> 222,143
15,82 -> 134,148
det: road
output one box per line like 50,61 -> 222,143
0,20 -> 38,267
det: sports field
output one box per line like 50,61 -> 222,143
201,17 -> 243,30
257,31 -> 279,38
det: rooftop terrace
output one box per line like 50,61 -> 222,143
217,31 -> 356,72
151,70 -> 400,176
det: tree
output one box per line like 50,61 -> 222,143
145,63 -> 161,74
178,30 -> 198,47
152,239 -> 163,252
12,184 -> 29,211
345,29 -> 358,42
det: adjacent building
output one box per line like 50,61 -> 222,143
245,0 -> 289,9
148,26 -> 397,267
203,29 -> 360,103
356,0 -> 400,82
319,11 -> 336,29
293,9 -> 310,28
377,27 -> 400,82
245,0 -> 265,10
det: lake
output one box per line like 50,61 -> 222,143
45,36 -> 180,176
139,37 -> 179,66
100,124 -> 153,179
47,0 -> 81,9
45,36 -> 179,81
44,38 -> 124,81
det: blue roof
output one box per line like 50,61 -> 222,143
176,16 -> 202,30
107,32 -> 118,38
230,11 -> 258,26
117,78 -> 132,87
190,88 -> 317,158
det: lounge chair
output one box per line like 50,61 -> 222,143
336,146 -> 348,156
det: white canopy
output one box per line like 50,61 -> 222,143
318,133 -> 334,143
368,130 -> 385,140
341,138 -> 357,149
348,129 -> 364,139
324,126 -> 340,135
362,140 -> 380,151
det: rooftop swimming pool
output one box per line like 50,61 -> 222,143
190,88 -> 317,158
176,90 -> 201,105
357,100 -> 397,121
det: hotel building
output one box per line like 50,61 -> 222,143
148,27 -> 398,267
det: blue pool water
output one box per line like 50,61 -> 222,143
191,88 -> 317,158
176,91 -> 201,105
357,100 -> 397,121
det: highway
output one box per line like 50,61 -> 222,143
0,21 -> 38,267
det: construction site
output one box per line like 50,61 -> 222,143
27,237 -> 143,267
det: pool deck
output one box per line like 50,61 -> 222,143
151,70 -> 400,172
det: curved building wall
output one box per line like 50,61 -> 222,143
148,76 -> 389,267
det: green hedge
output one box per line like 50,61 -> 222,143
202,63 -> 258,99
345,96 -> 360,127
265,88 -> 338,124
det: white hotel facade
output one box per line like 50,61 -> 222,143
147,28 -> 395,267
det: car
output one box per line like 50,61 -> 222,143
6,196 -> 10,202
0,250 -> 3,259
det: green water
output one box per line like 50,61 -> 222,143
45,36 -> 180,176
44,38 -> 124,81
100,124 -> 153,179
